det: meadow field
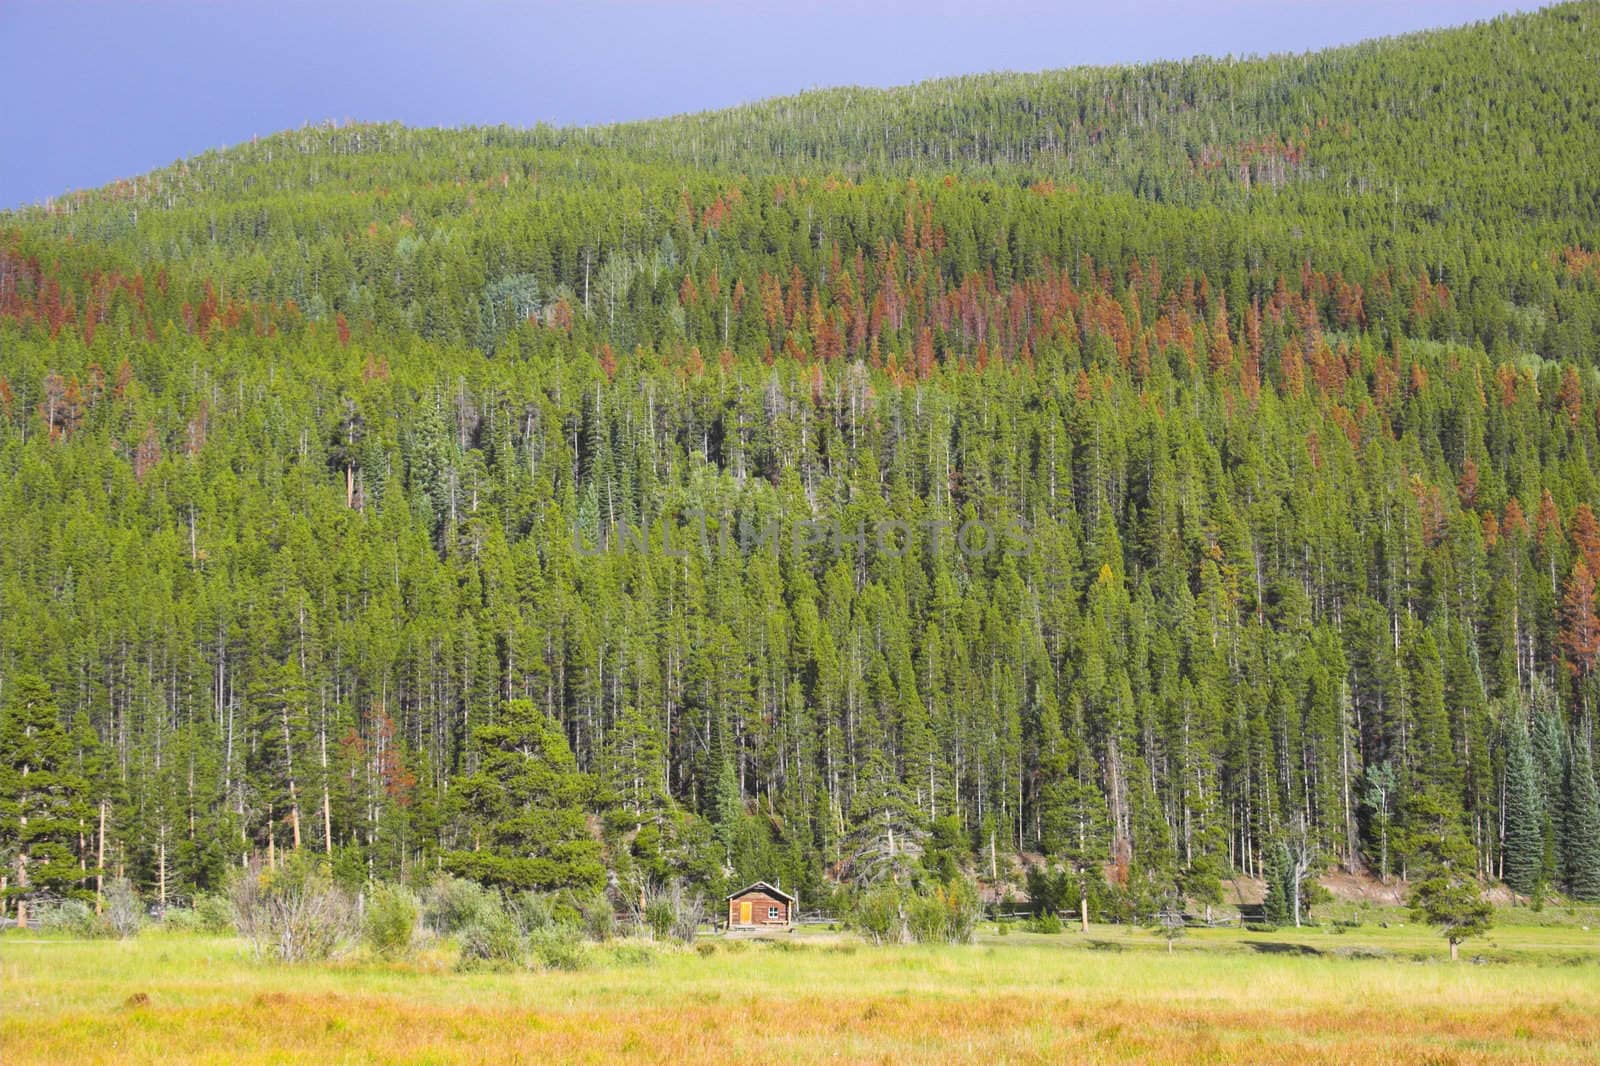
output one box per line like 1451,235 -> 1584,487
5,918 -> 1600,1065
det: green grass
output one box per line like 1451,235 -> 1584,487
5,920 -> 1600,1064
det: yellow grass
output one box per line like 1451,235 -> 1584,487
5,923 -> 1600,1064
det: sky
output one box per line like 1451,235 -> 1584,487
0,0 -> 1534,209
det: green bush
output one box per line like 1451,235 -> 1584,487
161,907 -> 204,933
940,878 -> 982,944
455,902 -> 526,972
644,895 -> 675,940
39,900 -> 106,938
853,887 -> 904,944
906,891 -> 949,943
511,890 -> 560,934
422,875 -> 493,936
193,893 -> 235,933
528,924 -> 585,970
1028,912 -> 1064,935
574,888 -> 616,943
363,884 -> 419,958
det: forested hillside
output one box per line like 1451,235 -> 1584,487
4,2 -> 1600,917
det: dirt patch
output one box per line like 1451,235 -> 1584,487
1319,869 -> 1407,905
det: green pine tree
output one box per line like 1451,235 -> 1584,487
0,675 -> 94,927
1500,700 -> 1544,896
1404,789 -> 1493,961
442,700 -> 604,892
1262,843 -> 1293,927
1560,730 -> 1600,902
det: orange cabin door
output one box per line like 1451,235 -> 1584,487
739,901 -> 752,925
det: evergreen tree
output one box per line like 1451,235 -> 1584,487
0,675 -> 93,927
843,748 -> 924,886
1262,843 -> 1293,928
1560,730 -> 1600,902
442,700 -> 604,892
1530,690 -> 1568,887
1500,700 -> 1544,896
1405,790 -> 1493,961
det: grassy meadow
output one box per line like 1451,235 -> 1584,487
5,917 -> 1600,1065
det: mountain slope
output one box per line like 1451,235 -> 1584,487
3,3 -> 1600,912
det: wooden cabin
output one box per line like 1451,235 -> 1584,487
725,881 -> 795,930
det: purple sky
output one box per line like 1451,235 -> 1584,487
1,0 -> 1531,209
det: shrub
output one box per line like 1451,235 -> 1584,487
163,902 -> 232,935
1244,921 -> 1279,933
103,877 -> 143,939
940,878 -> 982,944
644,894 -> 675,940
633,880 -> 703,943
511,890 -> 560,934
528,924 -> 585,970
1145,892 -> 1188,951
161,907 -> 204,933
422,875 -> 493,936
193,893 -> 235,933
853,887 -> 904,944
39,899 -> 105,938
669,887 -> 705,944
364,884 -> 419,959
1028,912 -> 1064,935
455,902 -> 526,972
906,891 -> 949,943
573,888 -> 616,942
230,855 -> 357,963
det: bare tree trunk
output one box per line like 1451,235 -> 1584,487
282,704 -> 302,851
95,799 -> 107,915
14,852 -> 26,929
16,765 -> 28,928
158,826 -> 168,915
1340,681 -> 1356,867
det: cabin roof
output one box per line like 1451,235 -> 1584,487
725,880 -> 796,904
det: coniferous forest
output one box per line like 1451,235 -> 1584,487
6,2 -> 1600,921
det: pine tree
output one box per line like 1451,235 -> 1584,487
1561,558 -> 1600,680
1404,789 -> 1493,961
1262,843 -> 1293,927
1530,693 -> 1568,887
843,748 -> 924,886
0,676 -> 94,927
1500,700 -> 1544,896
442,700 -> 604,892
1560,730 -> 1600,902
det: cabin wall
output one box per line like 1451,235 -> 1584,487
727,891 -> 790,927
